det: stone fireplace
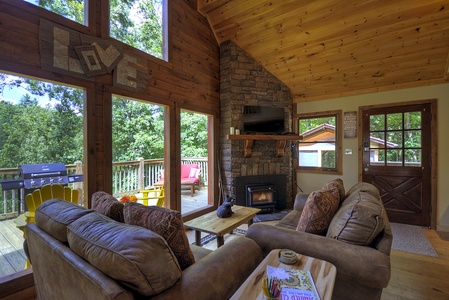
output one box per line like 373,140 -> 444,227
219,41 -> 295,209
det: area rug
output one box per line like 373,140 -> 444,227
390,222 -> 438,257
253,211 -> 289,222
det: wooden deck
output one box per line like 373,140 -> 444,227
0,218 -> 27,278
0,187 -> 209,278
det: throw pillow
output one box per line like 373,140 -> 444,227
296,188 -> 340,235
35,198 -> 94,242
326,185 -> 386,246
91,191 -> 124,223
67,212 -> 182,296
322,178 -> 345,203
189,167 -> 200,178
124,203 -> 195,270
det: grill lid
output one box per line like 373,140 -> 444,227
19,163 -> 67,179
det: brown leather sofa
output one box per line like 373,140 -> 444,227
25,198 -> 263,300
246,181 -> 393,300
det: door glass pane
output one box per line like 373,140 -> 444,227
370,149 -> 385,165
370,131 -> 385,141
387,113 -> 402,130
404,111 -> 421,129
370,114 -> 384,131
387,131 -> 402,146
404,130 -> 421,148
405,149 -> 422,167
386,149 -> 403,166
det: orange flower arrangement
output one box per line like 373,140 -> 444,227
119,195 -> 138,203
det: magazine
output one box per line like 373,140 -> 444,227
266,265 -> 320,300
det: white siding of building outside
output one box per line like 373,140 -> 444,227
298,143 -> 335,167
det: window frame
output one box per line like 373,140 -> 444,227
295,110 -> 342,174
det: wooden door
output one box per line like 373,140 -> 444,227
361,103 -> 432,227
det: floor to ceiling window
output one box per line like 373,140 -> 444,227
180,109 -> 210,213
0,71 -> 85,278
111,95 -> 165,199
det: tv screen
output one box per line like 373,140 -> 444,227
242,105 -> 285,134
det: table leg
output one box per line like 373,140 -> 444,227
217,236 -> 224,247
248,218 -> 254,227
190,185 -> 195,197
195,230 -> 202,246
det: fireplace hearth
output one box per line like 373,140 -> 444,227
246,183 -> 276,213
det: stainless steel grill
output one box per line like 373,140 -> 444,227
0,163 -> 83,212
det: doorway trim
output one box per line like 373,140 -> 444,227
358,99 -> 437,229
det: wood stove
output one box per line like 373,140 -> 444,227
246,183 -> 276,213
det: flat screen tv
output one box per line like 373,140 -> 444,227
242,105 -> 285,134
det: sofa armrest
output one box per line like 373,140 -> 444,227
277,193 -> 309,229
152,237 -> 263,300
246,223 -> 390,289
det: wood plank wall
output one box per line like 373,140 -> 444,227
0,0 -> 220,208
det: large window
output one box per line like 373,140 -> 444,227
0,72 -> 84,278
110,0 -> 166,60
24,0 -> 86,25
111,96 -> 165,196
297,111 -> 342,174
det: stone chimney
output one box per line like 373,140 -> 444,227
219,41 -> 295,209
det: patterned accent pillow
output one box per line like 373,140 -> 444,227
322,178 -> 345,203
124,203 -> 195,270
297,188 -> 340,235
91,191 -> 124,223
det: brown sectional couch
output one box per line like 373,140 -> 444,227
246,181 -> 393,300
25,198 -> 263,300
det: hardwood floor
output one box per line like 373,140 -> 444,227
381,229 -> 449,300
2,219 -> 449,299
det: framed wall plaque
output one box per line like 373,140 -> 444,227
344,111 -> 357,138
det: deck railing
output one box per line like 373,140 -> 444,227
0,158 -> 208,219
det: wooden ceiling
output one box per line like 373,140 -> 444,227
198,0 -> 449,102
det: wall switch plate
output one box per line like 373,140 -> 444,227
345,149 -> 353,155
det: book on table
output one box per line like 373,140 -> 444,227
266,265 -> 320,300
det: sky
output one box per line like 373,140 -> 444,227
0,73 -> 55,107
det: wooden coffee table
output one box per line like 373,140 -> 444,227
230,249 -> 337,300
184,205 -> 261,247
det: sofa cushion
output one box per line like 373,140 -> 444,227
91,191 -> 124,223
35,198 -> 94,242
124,203 -> 195,270
296,188 -> 340,235
322,178 -> 345,202
67,212 -> 182,296
326,183 -> 386,245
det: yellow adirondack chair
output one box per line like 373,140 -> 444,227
139,187 -> 164,207
24,184 -> 80,224
16,184 -> 79,268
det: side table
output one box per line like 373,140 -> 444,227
230,249 -> 337,300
